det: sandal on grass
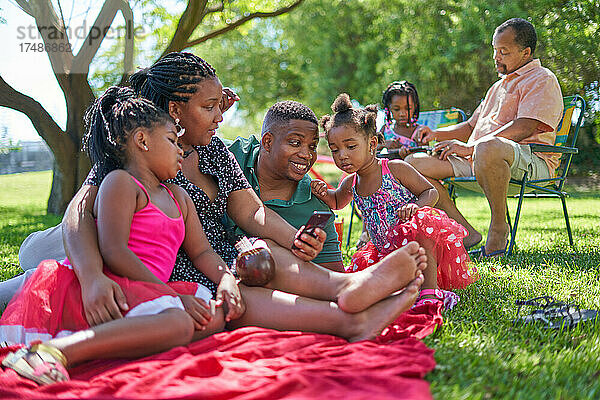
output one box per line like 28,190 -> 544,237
513,296 -> 599,330
2,341 -> 69,385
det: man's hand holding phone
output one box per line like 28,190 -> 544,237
291,211 -> 332,261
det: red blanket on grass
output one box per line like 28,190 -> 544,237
0,303 -> 442,400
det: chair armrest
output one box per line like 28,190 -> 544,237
529,144 -> 578,154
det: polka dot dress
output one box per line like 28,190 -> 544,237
349,159 -> 479,290
167,137 -> 251,295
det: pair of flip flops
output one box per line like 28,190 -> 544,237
513,296 -> 599,330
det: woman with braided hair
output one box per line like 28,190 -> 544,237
1,87 -> 234,384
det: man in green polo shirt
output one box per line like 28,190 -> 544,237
225,101 -> 344,271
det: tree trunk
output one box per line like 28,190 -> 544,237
45,74 -> 94,215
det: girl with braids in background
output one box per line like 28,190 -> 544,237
311,94 -> 479,309
0,87 -> 238,384
9,52 -> 428,354
378,80 -> 423,158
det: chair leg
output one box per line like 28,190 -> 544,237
508,175 -> 528,256
346,199 -> 355,249
506,203 -> 512,233
448,183 -> 456,204
560,194 -> 575,249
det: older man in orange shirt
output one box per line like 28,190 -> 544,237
408,18 -> 563,256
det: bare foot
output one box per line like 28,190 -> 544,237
337,241 -> 427,313
347,272 -> 424,342
485,222 -> 509,254
464,231 -> 482,249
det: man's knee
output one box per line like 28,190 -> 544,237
405,153 -> 431,174
473,137 -> 514,167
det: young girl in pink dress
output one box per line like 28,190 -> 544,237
312,93 -> 479,307
0,87 -> 243,385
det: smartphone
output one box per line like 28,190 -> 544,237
407,145 -> 433,154
292,211 -> 333,249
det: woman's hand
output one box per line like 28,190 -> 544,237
216,272 -> 245,322
433,139 -> 473,160
179,294 -> 215,330
398,203 -> 419,222
80,274 -> 129,326
220,88 -> 239,113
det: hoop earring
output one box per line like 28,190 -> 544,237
175,118 -> 186,137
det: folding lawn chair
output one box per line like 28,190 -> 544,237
444,95 -> 586,256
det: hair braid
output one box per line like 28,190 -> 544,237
129,52 -> 217,112
381,80 -> 420,127
82,86 -> 170,173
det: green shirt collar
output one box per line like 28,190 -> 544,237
227,135 -> 313,207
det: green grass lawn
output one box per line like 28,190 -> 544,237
1,170 -> 599,399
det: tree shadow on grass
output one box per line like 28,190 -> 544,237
505,249 -> 600,272
0,206 -> 61,249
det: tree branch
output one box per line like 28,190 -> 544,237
185,0 -> 305,49
160,0 -> 209,59
72,0 -> 134,76
18,0 -> 73,75
203,1 -> 224,17
13,0 -> 33,17
0,75 -> 71,156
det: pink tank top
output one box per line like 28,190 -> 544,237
63,175 -> 185,283
127,176 -> 185,282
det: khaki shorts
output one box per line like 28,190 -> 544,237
447,142 -> 551,181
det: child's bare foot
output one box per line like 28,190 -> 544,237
347,272 -> 424,342
337,241 -> 427,313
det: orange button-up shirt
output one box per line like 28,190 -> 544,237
467,59 -> 563,172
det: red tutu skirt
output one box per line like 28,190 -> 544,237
0,260 -> 210,346
349,206 -> 479,290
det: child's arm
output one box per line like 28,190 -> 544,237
310,175 -> 354,210
387,160 -> 439,221
96,170 -> 168,286
97,173 -> 227,330
170,184 -> 244,323
63,183 -> 129,326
